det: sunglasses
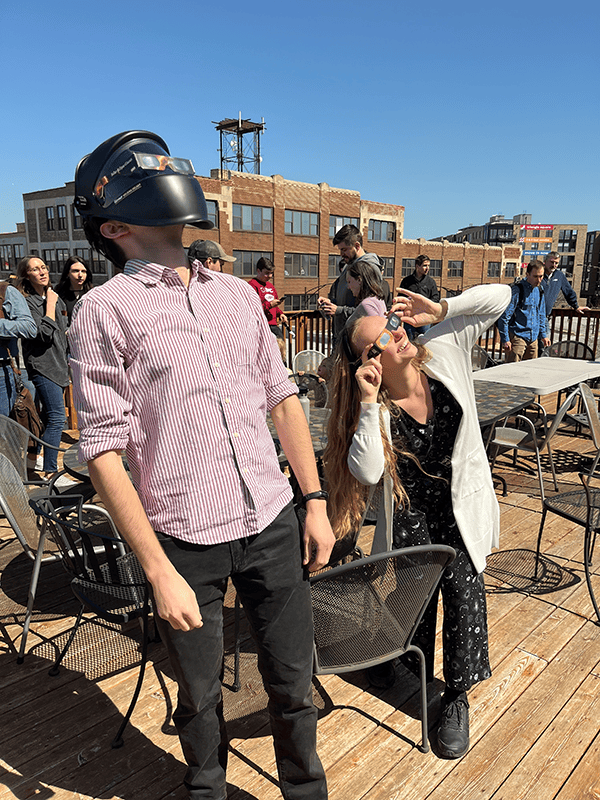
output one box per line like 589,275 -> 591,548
367,314 -> 403,359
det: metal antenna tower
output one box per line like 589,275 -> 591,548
213,113 -> 265,174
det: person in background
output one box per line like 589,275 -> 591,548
497,260 -> 549,362
540,251 -> 590,351
56,256 -> 94,324
319,224 -> 390,343
345,259 -> 387,328
16,256 -> 69,478
400,255 -> 441,340
187,239 -> 236,273
249,257 -> 288,337
0,279 -> 36,415
324,283 -> 511,759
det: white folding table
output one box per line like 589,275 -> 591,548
472,358 -> 600,396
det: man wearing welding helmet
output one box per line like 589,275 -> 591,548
69,131 -> 333,800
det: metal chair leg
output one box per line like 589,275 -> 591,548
583,526 -> 600,624
49,605 -> 85,676
533,506 -> 549,582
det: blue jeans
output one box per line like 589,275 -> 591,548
30,373 -> 66,472
155,502 -> 326,800
405,323 -> 431,342
0,363 -> 16,416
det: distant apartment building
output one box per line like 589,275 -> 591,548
0,223 -> 27,274
435,214 -> 588,305
3,173 -> 521,304
581,230 -> 600,304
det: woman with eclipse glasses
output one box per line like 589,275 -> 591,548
324,283 -> 511,758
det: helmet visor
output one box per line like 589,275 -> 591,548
94,152 -> 196,208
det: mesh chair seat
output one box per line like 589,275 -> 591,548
543,489 -> 600,529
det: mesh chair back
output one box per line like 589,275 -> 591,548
292,373 -> 328,407
0,414 -> 32,482
310,545 -> 455,674
471,344 -> 495,371
0,453 -> 45,555
31,497 -> 145,623
547,340 -> 595,360
292,349 -> 327,374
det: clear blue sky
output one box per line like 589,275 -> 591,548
2,0 -> 598,240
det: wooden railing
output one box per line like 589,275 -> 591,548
282,308 -> 600,367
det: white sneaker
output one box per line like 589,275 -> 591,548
53,474 -> 79,489
36,455 -> 44,470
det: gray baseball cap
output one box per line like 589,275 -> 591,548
188,240 -> 236,263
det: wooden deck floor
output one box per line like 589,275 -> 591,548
1,404 -> 599,800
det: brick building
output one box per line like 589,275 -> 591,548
3,172 -> 522,303
0,223 -> 26,274
436,213 -> 588,305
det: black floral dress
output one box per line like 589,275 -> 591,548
391,377 -> 491,692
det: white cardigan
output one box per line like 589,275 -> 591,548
348,284 -> 511,574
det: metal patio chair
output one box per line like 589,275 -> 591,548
534,472 -> 600,623
0,453 -> 113,664
292,349 -> 327,374
310,545 -> 456,753
489,386 -> 580,503
30,495 -> 153,748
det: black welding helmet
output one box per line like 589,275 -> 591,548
74,130 -> 213,229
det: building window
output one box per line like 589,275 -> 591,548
530,243 -> 539,251
558,229 -> 578,252
448,260 -> 464,277
285,210 -> 319,237
57,205 -> 67,231
92,253 -> 107,274
284,294 -> 318,312
74,247 -> 90,262
328,254 -> 341,279
559,256 -> 575,276
329,215 -> 359,238
505,262 -> 517,278
45,207 -> 55,231
206,200 -> 219,229
368,220 -> 395,242
532,229 -> 540,237
487,261 -> 501,278
232,250 -> 273,277
56,249 -> 70,269
43,249 -> 57,272
401,258 -> 415,277
429,259 -> 442,277
232,204 -> 272,232
380,257 -> 395,279
284,253 -> 318,278
72,204 -> 82,230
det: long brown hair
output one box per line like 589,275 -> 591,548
323,318 -> 431,540
16,256 -> 51,297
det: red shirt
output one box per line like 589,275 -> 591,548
249,278 -> 282,326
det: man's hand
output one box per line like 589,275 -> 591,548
280,313 -> 289,325
391,288 -> 446,328
542,337 -> 551,348
303,502 -> 335,572
270,297 -> 285,308
318,296 -> 336,317
503,341 -> 512,352
577,306 -> 591,314
151,566 -> 203,632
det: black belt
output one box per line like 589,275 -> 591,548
0,357 -> 12,365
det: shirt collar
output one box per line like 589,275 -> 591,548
124,258 -> 214,286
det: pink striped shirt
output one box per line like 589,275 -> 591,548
68,259 -> 297,545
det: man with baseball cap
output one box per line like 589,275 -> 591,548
187,239 -> 236,273
69,130 -> 333,800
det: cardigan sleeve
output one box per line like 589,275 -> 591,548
348,403 -> 387,485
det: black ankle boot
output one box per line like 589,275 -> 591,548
437,691 -> 470,758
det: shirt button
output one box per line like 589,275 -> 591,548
233,432 -> 239,438
214,362 -> 220,368
203,327 -> 209,332
225,398 -> 230,404
243,467 -> 249,474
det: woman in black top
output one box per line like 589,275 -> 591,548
55,256 -> 93,324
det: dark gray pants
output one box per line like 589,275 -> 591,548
155,503 -> 326,800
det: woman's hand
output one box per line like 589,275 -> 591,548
355,345 -> 382,403
390,288 -> 447,328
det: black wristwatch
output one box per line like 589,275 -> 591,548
302,490 -> 329,504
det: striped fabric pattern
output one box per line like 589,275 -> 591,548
68,259 -> 296,545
